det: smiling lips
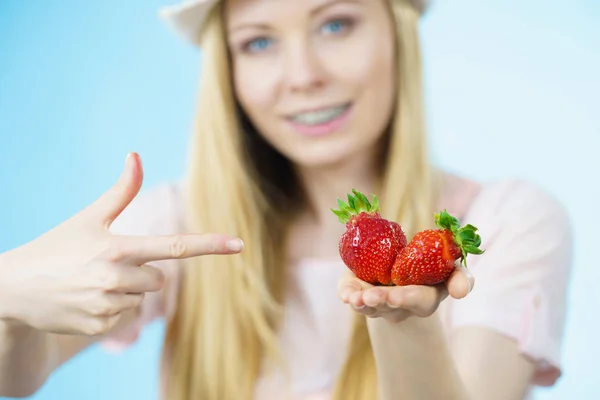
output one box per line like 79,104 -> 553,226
286,103 -> 352,136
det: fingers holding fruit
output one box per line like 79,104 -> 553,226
332,189 -> 483,320
339,274 -> 447,323
445,264 -> 475,300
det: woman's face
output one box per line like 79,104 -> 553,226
225,0 -> 397,169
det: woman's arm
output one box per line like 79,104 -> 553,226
0,320 -> 62,397
342,180 -> 571,400
0,153 -> 243,397
368,315 -> 537,400
341,269 -> 473,400
451,326 -> 536,400
341,259 -> 548,400
0,311 -> 136,397
367,315 -> 468,400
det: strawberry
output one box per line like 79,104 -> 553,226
391,209 -> 484,286
332,189 -> 407,285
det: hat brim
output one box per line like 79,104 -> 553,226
159,0 -> 430,47
159,0 -> 217,46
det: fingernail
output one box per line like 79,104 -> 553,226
125,152 -> 132,163
227,239 -> 244,252
461,266 -> 474,293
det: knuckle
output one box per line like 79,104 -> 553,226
169,235 -> 188,258
99,267 -> 122,291
90,296 -> 117,317
107,184 -> 126,202
104,240 -> 126,263
84,318 -> 111,336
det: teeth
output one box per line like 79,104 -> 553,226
290,105 -> 348,125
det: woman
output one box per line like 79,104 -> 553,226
0,0 -> 572,399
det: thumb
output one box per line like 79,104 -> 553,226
85,152 -> 144,228
446,265 -> 475,300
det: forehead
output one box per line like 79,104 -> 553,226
224,0 -> 368,26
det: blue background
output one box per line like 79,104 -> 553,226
1,0 -> 598,399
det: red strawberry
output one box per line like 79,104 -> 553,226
332,189 -> 407,285
391,210 -> 484,286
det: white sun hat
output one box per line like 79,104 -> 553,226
158,0 -> 432,47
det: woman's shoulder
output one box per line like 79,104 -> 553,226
468,178 -> 570,232
439,172 -> 571,231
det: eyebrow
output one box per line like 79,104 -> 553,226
227,0 -> 363,34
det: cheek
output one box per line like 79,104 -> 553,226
233,59 -> 280,118
321,22 -> 395,87
358,47 -> 396,118
323,35 -> 396,138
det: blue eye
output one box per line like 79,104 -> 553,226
322,19 -> 350,35
246,37 -> 272,53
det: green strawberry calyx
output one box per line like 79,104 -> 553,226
331,189 -> 380,224
434,209 -> 485,267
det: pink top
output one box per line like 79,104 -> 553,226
102,175 -> 572,399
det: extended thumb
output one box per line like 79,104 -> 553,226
88,152 -> 144,227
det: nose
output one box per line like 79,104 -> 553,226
283,38 -> 326,93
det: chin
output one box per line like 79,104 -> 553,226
283,143 -> 355,170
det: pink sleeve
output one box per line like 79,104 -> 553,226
448,180 -> 573,386
100,183 -> 184,353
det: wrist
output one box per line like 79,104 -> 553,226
366,315 -> 466,400
366,315 -> 449,363
367,313 -> 443,336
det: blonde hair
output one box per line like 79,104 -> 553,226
163,1 -> 438,399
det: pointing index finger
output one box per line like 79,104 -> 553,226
116,233 -> 244,265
